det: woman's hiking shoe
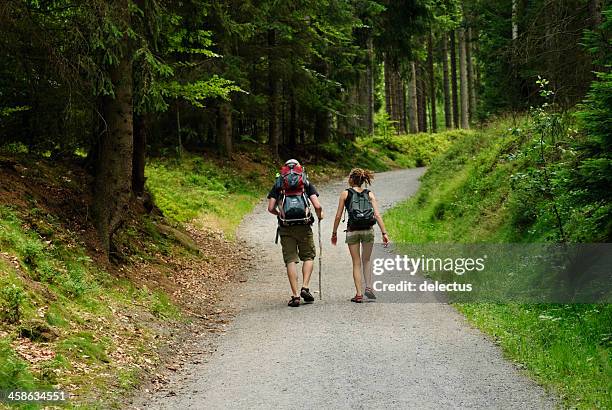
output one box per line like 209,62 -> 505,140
364,287 -> 376,300
351,294 -> 363,303
300,287 -> 315,303
288,296 -> 300,307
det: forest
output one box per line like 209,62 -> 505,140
1,0 -> 608,251
0,0 -> 610,408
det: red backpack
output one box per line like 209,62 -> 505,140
277,163 -> 312,226
280,163 -> 307,195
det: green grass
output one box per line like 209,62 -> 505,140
356,130 -> 469,169
57,332 -> 110,363
0,337 -> 38,390
0,205 -> 101,298
0,204 -> 182,407
457,303 -> 611,408
385,117 -> 612,408
150,291 -> 181,320
146,155 -> 269,236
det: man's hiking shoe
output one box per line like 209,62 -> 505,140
300,287 -> 315,303
288,296 -> 300,307
364,287 -> 376,300
351,294 -> 363,303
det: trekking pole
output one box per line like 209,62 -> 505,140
318,218 -> 322,300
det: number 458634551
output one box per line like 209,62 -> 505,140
2,390 -> 68,403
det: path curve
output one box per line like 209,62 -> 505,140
140,168 -> 554,409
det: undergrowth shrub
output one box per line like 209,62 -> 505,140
0,284 -> 25,324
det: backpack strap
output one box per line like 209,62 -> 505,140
342,189 -> 352,223
303,192 -> 312,212
302,169 -> 310,188
344,188 -> 354,208
347,187 -> 370,199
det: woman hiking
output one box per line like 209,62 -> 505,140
331,168 -> 389,303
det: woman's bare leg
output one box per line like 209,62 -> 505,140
348,243 -> 363,296
361,242 -> 374,290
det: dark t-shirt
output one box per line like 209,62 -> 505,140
267,179 -> 319,200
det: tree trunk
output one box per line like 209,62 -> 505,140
384,56 -> 402,134
401,80 -> 407,134
356,72 -> 367,132
289,89 -> 297,147
350,82 -> 360,135
427,31 -> 437,133
87,98 -> 104,174
314,58 -> 331,143
217,101 -> 232,157
589,0 -> 603,74
589,0 -> 603,26
458,27 -> 470,129
407,61 -> 418,134
93,35 -> 133,254
281,91 -> 287,145
416,64 -> 423,132
416,63 -> 427,133
391,61 -> 406,134
450,30 -> 460,129
132,113 -> 146,196
466,27 -> 476,122
384,56 -> 392,121
474,28 -> 481,96
442,34 -> 452,129
544,4 -> 558,92
337,85 -> 350,137
394,67 -> 405,134
314,111 -> 331,144
176,102 -> 182,158
512,0 -> 518,40
365,34 -> 375,135
267,28 -> 280,157
390,67 -> 398,132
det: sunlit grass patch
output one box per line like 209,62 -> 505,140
146,155 -> 266,236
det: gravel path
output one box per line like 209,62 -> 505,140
139,168 -> 555,409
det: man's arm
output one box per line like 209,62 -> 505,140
309,194 -> 323,220
267,197 -> 279,216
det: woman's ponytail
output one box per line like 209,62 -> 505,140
349,168 -> 374,187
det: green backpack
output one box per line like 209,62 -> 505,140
345,188 -> 376,230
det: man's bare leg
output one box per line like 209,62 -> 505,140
302,260 -> 314,288
286,262 -> 299,297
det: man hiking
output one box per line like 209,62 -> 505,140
267,159 -> 323,307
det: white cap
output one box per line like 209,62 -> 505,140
285,159 -> 300,166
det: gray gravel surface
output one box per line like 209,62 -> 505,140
137,168 -> 555,410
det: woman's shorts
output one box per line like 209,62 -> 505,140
345,228 -> 375,244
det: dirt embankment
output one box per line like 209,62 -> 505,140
0,154 -> 256,405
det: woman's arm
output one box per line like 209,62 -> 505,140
331,191 -> 348,245
369,192 -> 389,244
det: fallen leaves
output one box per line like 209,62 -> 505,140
12,337 -> 55,364
0,158 -> 254,408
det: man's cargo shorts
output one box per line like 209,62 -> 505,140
278,224 -> 316,265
